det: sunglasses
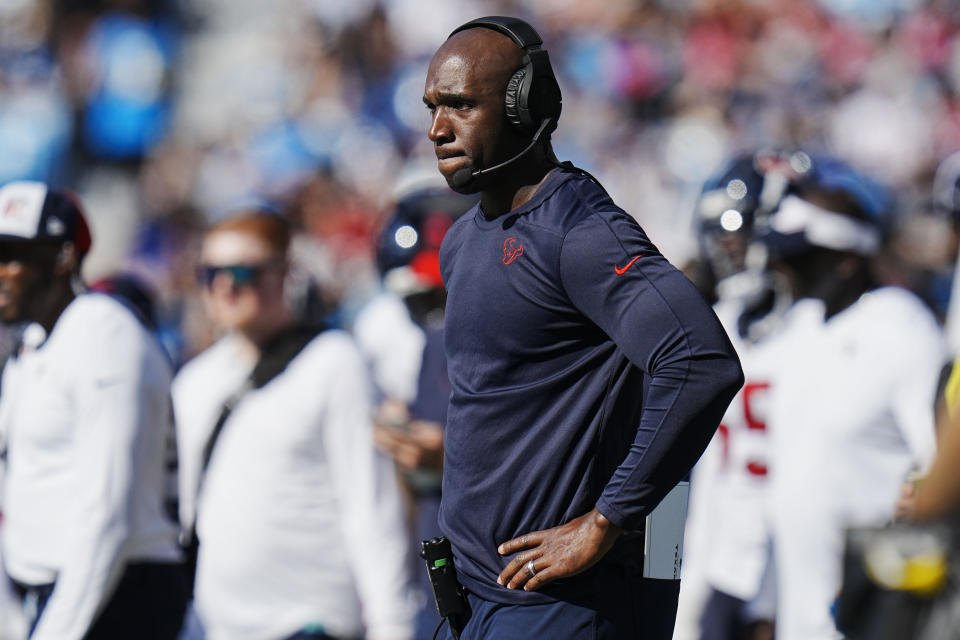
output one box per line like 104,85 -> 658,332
198,262 -> 278,289
0,241 -> 61,265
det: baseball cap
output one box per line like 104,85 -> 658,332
0,181 -> 92,254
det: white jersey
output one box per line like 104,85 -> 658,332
352,291 -> 426,403
673,423 -> 722,640
0,348 -> 24,640
0,431 -> 27,640
0,293 -> 181,640
173,330 -> 415,640
675,294 -> 800,638
699,297 -> 790,600
769,287 -> 944,640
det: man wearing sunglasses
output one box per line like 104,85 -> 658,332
172,210 -> 414,640
0,180 -> 186,639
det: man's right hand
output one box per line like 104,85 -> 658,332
496,508 -> 621,592
894,477 -> 921,522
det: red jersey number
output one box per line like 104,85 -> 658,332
716,381 -> 770,477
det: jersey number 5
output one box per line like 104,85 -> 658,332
717,382 -> 770,476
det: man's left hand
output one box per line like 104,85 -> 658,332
496,508 -> 622,591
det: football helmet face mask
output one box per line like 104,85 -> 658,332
696,155 -> 763,283
694,150 -> 816,341
696,150 -> 805,298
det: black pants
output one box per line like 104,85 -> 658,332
282,631 -> 361,640
699,588 -> 746,640
14,561 -> 187,639
438,566 -> 681,640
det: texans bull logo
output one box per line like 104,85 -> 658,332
502,237 -> 524,265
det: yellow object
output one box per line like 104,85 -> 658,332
865,545 -> 948,597
899,553 -> 949,596
944,357 -> 960,417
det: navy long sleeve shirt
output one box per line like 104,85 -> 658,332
438,166 -> 743,605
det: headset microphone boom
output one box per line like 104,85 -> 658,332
451,117 -> 554,189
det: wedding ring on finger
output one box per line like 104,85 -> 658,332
526,559 -> 537,577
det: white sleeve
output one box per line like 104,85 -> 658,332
31,324 -> 150,640
0,363 -> 26,640
891,314 -> 945,470
323,338 -> 415,640
0,360 -> 14,511
172,372 -> 201,536
352,292 -> 426,403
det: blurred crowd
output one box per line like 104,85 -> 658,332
3,0 -> 960,363
4,0 -> 960,638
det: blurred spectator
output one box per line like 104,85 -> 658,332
74,6 -> 178,163
934,150 -> 960,354
172,210 -> 415,640
896,146 -> 960,524
676,150 -> 800,640
0,354 -> 26,640
89,270 -> 180,520
363,184 -> 475,639
288,170 -> 382,326
4,0 -> 960,355
896,388 -> 960,524
0,0 -> 72,185
0,181 -> 186,639
354,180 -> 472,401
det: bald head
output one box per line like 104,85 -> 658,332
428,27 -> 523,103
423,22 -> 557,203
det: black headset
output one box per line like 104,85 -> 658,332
448,16 -> 562,136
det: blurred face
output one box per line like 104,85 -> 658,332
772,247 -> 864,306
423,29 -> 524,193
199,230 -> 286,335
0,242 -> 57,324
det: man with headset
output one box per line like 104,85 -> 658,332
423,16 -> 744,639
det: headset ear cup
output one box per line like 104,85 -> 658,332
504,68 -> 528,132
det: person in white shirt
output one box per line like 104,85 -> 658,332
173,210 -> 415,640
0,426 -> 27,640
759,158 -> 946,640
364,186 -> 474,639
0,181 -> 186,639
677,151 -> 800,640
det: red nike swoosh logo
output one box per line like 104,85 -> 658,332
614,254 -> 644,275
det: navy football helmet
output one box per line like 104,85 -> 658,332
375,187 -> 476,327
695,150 -> 812,340
376,188 -> 476,288
695,150 -> 807,295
